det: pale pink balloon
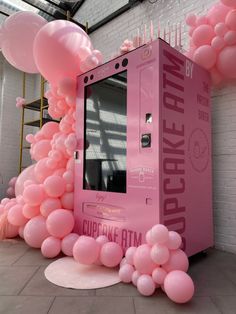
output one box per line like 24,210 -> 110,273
207,3 -> 231,26
6,187 -> 15,198
214,23 -> 228,37
125,246 -> 137,265
185,13 -> 196,27
23,184 -> 46,206
44,175 -> 66,198
46,158 -> 58,170
93,50 -> 103,64
193,45 -> 216,70
33,20 -> 93,85
57,77 -> 76,97
96,235 -> 109,246
150,244 -> 170,265
119,264 -> 134,283
162,249 -> 189,273
46,209 -> 74,238
210,67 -> 224,86
1,198 -> 10,205
7,204 -> 28,226
41,122 -> 59,139
1,11 -> 47,73
217,45 -> 236,78
120,257 -> 128,268
24,180 -> 35,188
62,171 -> 74,184
53,168 -> 66,177
164,270 -> 194,303
196,15 -> 208,26
15,165 -> 36,196
152,267 -> 167,285
100,242 -> 123,267
166,231 -> 182,250
221,0 -> 236,7
66,157 -> 75,171
224,30 -> 236,45
41,236 -> 61,258
25,134 -> 35,144
60,192 -> 74,210
18,225 -> 25,239
211,36 -> 225,51
24,215 -> 49,248
61,233 -> 79,256
145,229 -> 156,245
133,244 -> 156,274
137,275 -> 156,296
151,224 -> 169,244
31,139 -> 51,161
73,235 -> 100,265
9,177 -> 17,187
34,158 -> 54,183
132,270 -> 141,286
22,204 -> 40,219
226,7 -> 236,30
4,201 -> 16,212
192,25 -> 215,47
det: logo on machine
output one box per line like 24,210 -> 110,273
82,202 -> 126,222
141,45 -> 152,60
188,128 -> 209,173
130,167 -> 155,183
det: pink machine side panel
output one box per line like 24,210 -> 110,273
75,42 -> 161,250
158,41 -> 213,256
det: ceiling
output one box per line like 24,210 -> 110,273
0,0 -> 144,33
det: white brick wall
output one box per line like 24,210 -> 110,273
76,0 -> 236,253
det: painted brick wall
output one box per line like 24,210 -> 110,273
76,0 -> 236,253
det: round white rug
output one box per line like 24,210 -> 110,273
44,257 -> 121,289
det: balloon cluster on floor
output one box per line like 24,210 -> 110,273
71,224 -> 194,304
185,0 -> 236,85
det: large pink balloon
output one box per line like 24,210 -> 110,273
61,233 -> 79,256
24,215 -> 49,248
193,45 -> 216,70
41,236 -> 61,258
7,204 -> 28,226
46,209 -> 74,238
33,20 -> 93,85
164,270 -> 194,303
221,0 -> 236,7
162,249 -> 189,273
15,165 -> 36,196
100,242 -> 123,267
192,25 -> 215,47
226,10 -> 236,31
73,236 -> 100,264
0,12 -> 46,73
207,3 -> 231,26
217,45 -> 236,78
133,244 -> 156,274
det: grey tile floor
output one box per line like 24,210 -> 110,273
0,238 -> 236,314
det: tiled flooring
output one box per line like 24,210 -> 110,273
0,239 -> 236,314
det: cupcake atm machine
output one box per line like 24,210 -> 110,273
74,39 -> 213,256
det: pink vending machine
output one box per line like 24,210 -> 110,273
74,39 -> 213,256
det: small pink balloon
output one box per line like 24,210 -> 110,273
60,192 -> 74,210
96,235 -> 109,246
225,9 -> 236,31
152,267 -> 167,285
46,209 -> 74,238
1,198 -> 10,205
24,215 -> 49,248
9,177 -> 17,187
185,14 -> 196,27
73,236 -> 100,265
93,49 -> 103,64
150,244 -> 170,265
162,249 -> 189,273
211,36 -> 225,51
145,229 -> 156,245
217,45 -> 236,78
196,15 -> 208,26
119,264 -> 134,283
120,257 -> 128,268
164,270 -> 194,303
192,25 -> 215,47
100,242 -> 123,267
34,158 -> 54,183
221,0 -> 236,7
137,275 -> 156,296
40,197 -> 62,217
6,187 -> 15,198
5,223 -> 19,239
193,45 -> 216,70
41,122 -> 59,139
151,224 -> 169,244
61,233 -> 79,256
214,22 -> 228,37
41,236 -> 61,258
133,244 -> 156,274
31,139 -> 51,161
23,184 -> 45,206
207,3 -> 231,26
166,231 -> 182,250
132,270 -> 141,286
224,30 -> 236,45
44,175 -> 66,198
18,225 -> 25,239
22,204 -> 40,219
125,247 -> 137,265
7,204 -> 28,226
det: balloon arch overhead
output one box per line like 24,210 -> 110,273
185,0 -> 236,86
